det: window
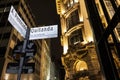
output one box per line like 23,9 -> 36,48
104,0 -> 115,18
65,0 -> 78,9
66,9 -> 80,30
69,29 -> 83,45
114,23 -> 120,41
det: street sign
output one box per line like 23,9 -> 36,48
8,6 -> 27,38
6,63 -> 35,74
13,41 -> 37,61
29,25 -> 58,40
8,5 -> 58,80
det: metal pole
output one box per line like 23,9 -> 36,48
17,57 -> 24,80
17,27 -> 30,80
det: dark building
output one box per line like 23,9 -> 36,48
0,0 -> 43,80
56,0 -> 120,80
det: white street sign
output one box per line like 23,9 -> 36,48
8,6 -> 27,38
29,25 -> 58,40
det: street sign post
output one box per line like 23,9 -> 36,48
8,6 -> 29,80
8,5 -> 58,80
17,27 -> 30,80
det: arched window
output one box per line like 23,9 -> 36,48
75,60 -> 88,71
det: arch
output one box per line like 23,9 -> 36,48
73,60 -> 88,72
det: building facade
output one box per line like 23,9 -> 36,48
0,0 -> 52,80
56,0 -> 120,80
40,39 -> 60,80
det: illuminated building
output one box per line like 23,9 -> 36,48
56,0 -> 120,80
0,0 -> 52,80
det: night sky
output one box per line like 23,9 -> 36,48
28,0 -> 59,25
28,0 -> 65,79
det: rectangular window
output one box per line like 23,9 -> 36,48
69,29 -> 83,45
103,0 -> 115,19
114,23 -> 120,41
66,9 -> 80,30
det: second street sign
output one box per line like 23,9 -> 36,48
29,25 -> 58,40
8,6 -> 58,40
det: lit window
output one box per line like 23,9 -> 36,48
75,60 -> 88,71
69,29 -> 83,45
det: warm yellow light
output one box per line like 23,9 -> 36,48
80,16 -> 83,22
75,60 -> 88,71
61,10 -> 65,14
74,0 -> 79,3
70,0 -> 73,5
56,0 -> 61,14
63,45 -> 68,55
63,29 -> 67,33
117,0 -> 120,5
118,38 -> 120,41
79,68 -> 85,71
87,36 -> 94,42
5,74 -> 9,80
81,41 -> 88,45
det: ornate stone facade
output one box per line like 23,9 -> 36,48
61,42 -> 102,80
